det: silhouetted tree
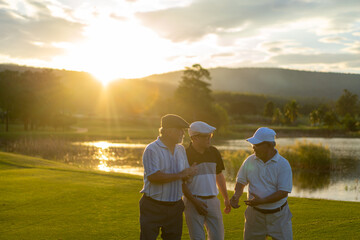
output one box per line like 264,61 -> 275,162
309,110 -> 320,126
336,89 -> 359,117
264,101 -> 275,117
272,108 -> 283,125
284,100 -> 300,124
174,64 -> 228,129
323,111 -> 338,128
0,70 -> 21,131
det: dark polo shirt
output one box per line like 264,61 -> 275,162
185,144 -> 225,196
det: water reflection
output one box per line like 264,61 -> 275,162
88,142 -> 146,175
72,141 -> 145,175
75,141 -> 147,149
292,170 -> 331,190
1,138 -> 359,201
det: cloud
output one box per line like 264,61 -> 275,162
270,53 -> 359,65
211,52 -> 235,58
136,0 -> 360,42
319,37 -> 347,44
109,12 -> 127,21
344,41 -> 360,54
0,0 -> 85,60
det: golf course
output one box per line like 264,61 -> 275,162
1,151 -> 359,239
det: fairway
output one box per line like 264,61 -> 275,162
1,152 -> 359,239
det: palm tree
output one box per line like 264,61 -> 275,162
284,100 -> 299,124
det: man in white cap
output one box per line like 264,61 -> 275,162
182,121 -> 231,240
230,127 -> 293,240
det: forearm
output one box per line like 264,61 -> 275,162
182,183 -> 196,202
259,190 -> 288,204
147,171 -> 183,183
233,182 -> 245,198
216,173 -> 229,201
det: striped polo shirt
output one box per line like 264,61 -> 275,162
140,137 -> 189,202
185,144 -> 225,196
236,151 -> 292,209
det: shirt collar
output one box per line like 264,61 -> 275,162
188,142 -> 209,155
155,137 -> 168,149
255,150 -> 279,163
269,150 -> 280,162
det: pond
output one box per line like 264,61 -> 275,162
1,137 -> 359,202
72,138 -> 360,202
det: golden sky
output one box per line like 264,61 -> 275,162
1,0 -> 360,85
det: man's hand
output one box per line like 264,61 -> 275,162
193,198 -> 208,216
244,193 -> 264,206
181,163 -> 198,180
224,199 -> 231,214
230,194 -> 241,209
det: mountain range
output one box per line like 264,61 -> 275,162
1,64 -> 360,100
135,67 -> 360,100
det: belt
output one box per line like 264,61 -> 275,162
193,195 -> 216,199
253,201 -> 288,214
143,195 -> 182,206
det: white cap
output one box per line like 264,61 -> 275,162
246,127 -> 276,144
188,121 -> 216,137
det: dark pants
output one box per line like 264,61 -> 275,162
139,195 -> 185,240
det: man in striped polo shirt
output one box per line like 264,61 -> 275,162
230,127 -> 293,240
183,121 -> 231,240
140,114 -> 197,240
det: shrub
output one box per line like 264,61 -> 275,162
279,141 -> 331,170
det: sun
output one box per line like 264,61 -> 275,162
53,12 -> 177,84
90,68 -> 119,86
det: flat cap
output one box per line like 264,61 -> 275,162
161,114 -> 189,128
188,121 -> 216,136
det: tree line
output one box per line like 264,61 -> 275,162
0,65 -> 359,132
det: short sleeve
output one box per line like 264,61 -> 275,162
211,147 -> 225,174
142,147 -> 160,177
277,160 -> 293,193
236,157 -> 249,185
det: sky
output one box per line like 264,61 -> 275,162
0,0 -> 360,85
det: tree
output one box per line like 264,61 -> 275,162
342,113 -> 357,132
309,110 -> 320,126
0,70 -> 21,131
272,108 -> 283,125
264,101 -> 275,118
174,64 -> 228,129
323,111 -> 338,128
284,100 -> 300,124
336,89 -> 359,117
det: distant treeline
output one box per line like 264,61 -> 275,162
0,65 -> 359,132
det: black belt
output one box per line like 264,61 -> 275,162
253,201 -> 288,214
143,195 -> 182,206
193,195 -> 216,199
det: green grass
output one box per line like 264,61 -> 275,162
1,152 -> 360,239
0,117 -> 160,141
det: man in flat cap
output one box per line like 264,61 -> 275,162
139,114 -> 197,240
230,127 -> 293,240
182,121 -> 231,240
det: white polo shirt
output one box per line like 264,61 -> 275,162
140,137 -> 189,202
236,151 -> 292,209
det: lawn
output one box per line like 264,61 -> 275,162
1,151 -> 359,239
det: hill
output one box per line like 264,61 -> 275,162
1,64 -> 360,99
136,67 -> 360,99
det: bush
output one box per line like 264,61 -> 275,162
221,150 -> 251,181
279,141 -> 331,170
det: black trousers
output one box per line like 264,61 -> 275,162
139,195 -> 185,240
